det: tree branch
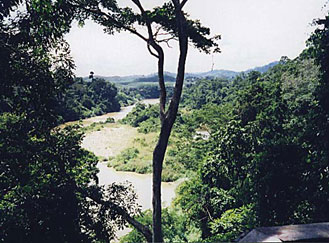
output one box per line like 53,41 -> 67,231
166,0 -> 188,122
147,42 -> 160,58
130,0 -> 167,120
74,1 -> 168,118
172,0 -> 188,10
110,202 -> 153,243
172,0 -> 180,8
70,3 -> 148,42
158,36 -> 176,48
78,187 -> 152,242
180,0 -> 188,9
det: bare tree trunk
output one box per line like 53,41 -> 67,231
152,47 -> 167,243
152,121 -> 172,242
152,1 -> 188,241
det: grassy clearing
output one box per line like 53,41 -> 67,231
107,132 -> 157,174
81,118 -> 115,134
81,117 -> 184,182
107,130 -> 185,182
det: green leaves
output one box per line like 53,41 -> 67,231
175,38 -> 329,240
74,0 -> 220,54
1,3 -> 139,240
121,103 -> 160,129
121,208 -> 199,243
210,204 -> 257,242
0,0 -> 23,20
56,77 -> 121,122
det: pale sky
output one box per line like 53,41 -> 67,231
65,0 -> 329,77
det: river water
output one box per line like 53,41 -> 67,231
96,163 -> 183,239
77,99 -> 159,127
97,163 -> 182,211
77,98 -> 182,238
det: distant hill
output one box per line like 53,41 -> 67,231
84,75 -> 143,83
186,61 -> 279,79
185,70 -> 239,79
83,61 -> 279,84
135,74 -> 176,83
245,61 -> 279,73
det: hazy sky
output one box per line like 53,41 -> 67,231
65,0 -> 329,77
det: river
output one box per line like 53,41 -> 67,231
77,99 -> 182,239
67,99 -> 159,127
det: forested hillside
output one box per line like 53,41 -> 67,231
176,55 -> 328,241
56,77 -> 120,122
121,37 -> 329,241
55,76 -> 175,123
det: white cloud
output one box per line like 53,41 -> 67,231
65,0 -> 329,76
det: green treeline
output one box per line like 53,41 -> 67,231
120,84 -> 174,100
135,74 -> 176,83
53,77 -> 174,123
56,77 -> 120,122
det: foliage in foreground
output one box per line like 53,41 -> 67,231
0,2 -> 140,241
120,208 -> 200,243
175,51 -> 329,241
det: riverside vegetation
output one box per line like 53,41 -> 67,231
1,0 -> 329,242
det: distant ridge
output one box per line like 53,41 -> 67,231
83,61 -> 279,84
245,61 -> 279,73
185,69 -> 239,79
186,61 -> 279,79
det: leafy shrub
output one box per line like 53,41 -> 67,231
105,117 -> 115,123
209,204 -> 257,242
120,103 -> 159,131
120,208 -> 201,243
116,148 -> 139,164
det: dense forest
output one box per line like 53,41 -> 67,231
56,77 -> 120,122
50,75 -> 174,123
119,84 -> 174,101
1,0 -> 329,242
0,2 -> 142,242
120,35 -> 329,242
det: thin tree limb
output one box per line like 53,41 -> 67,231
70,3 -> 148,42
78,188 -> 152,242
147,42 -> 160,58
166,0 -> 188,123
181,0 -> 188,9
130,0 -> 167,119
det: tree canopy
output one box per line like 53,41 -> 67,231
0,1 -> 142,242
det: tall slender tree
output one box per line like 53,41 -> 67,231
1,0 -> 219,241
69,0 -> 220,241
